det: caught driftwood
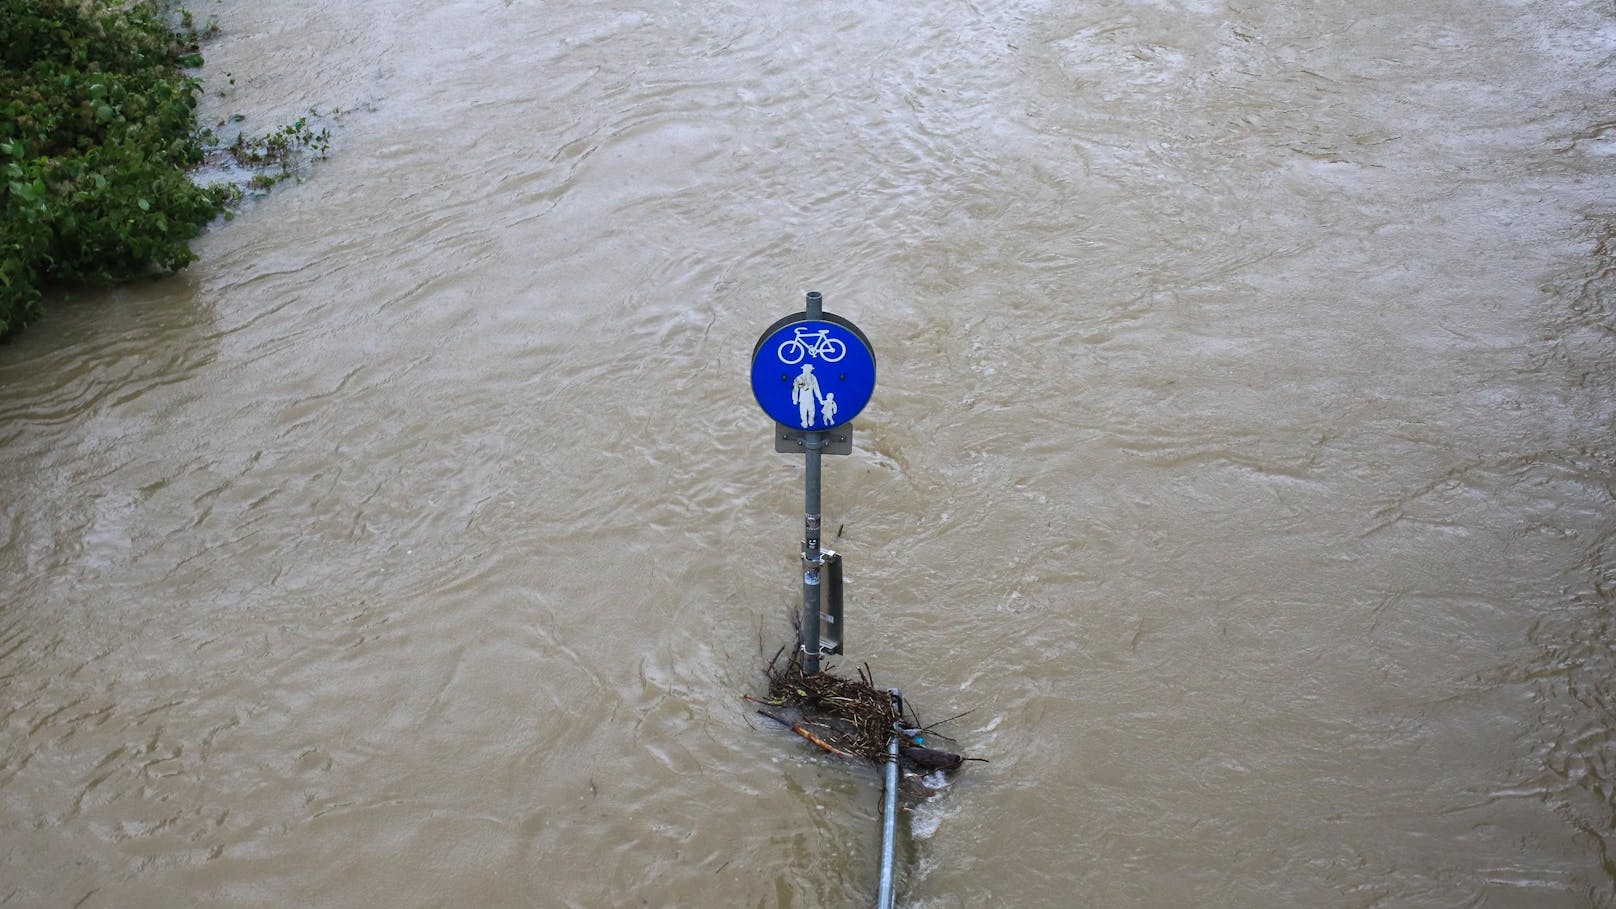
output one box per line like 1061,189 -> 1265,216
898,745 -> 965,773
752,645 -> 984,773
757,710 -> 860,759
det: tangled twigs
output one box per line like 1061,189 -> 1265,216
754,646 -> 984,773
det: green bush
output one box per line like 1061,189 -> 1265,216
1,0 -> 231,339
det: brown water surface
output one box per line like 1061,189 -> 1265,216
2,1 -> 1614,906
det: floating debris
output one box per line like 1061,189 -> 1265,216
750,646 -> 984,774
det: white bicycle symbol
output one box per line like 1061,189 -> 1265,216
777,326 -> 847,364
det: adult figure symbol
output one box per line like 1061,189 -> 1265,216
792,364 -> 824,428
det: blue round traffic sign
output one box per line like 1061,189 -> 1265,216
751,314 -> 876,431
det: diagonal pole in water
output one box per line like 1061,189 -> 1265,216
877,731 -> 900,909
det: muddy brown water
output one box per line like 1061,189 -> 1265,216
3,1 -> 1614,906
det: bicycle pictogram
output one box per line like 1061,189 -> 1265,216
777,326 -> 847,364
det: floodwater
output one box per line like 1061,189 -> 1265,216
3,0 -> 1614,906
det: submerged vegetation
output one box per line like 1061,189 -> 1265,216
0,0 -> 327,341
224,117 -> 331,191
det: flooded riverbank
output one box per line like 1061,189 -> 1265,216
2,0 -> 1613,905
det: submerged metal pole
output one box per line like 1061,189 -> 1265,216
801,290 -> 825,674
877,733 -> 900,909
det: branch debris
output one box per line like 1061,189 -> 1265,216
751,646 -> 984,774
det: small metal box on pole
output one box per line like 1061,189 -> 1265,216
750,291 -> 875,674
818,549 -> 844,656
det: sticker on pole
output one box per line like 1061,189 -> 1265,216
750,313 -> 876,431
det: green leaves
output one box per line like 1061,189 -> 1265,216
1,0 -> 228,339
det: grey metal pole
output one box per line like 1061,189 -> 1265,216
801,290 -> 825,674
876,733 -> 900,909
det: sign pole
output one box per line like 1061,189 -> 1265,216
801,291 -> 825,674
750,289 -> 875,677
